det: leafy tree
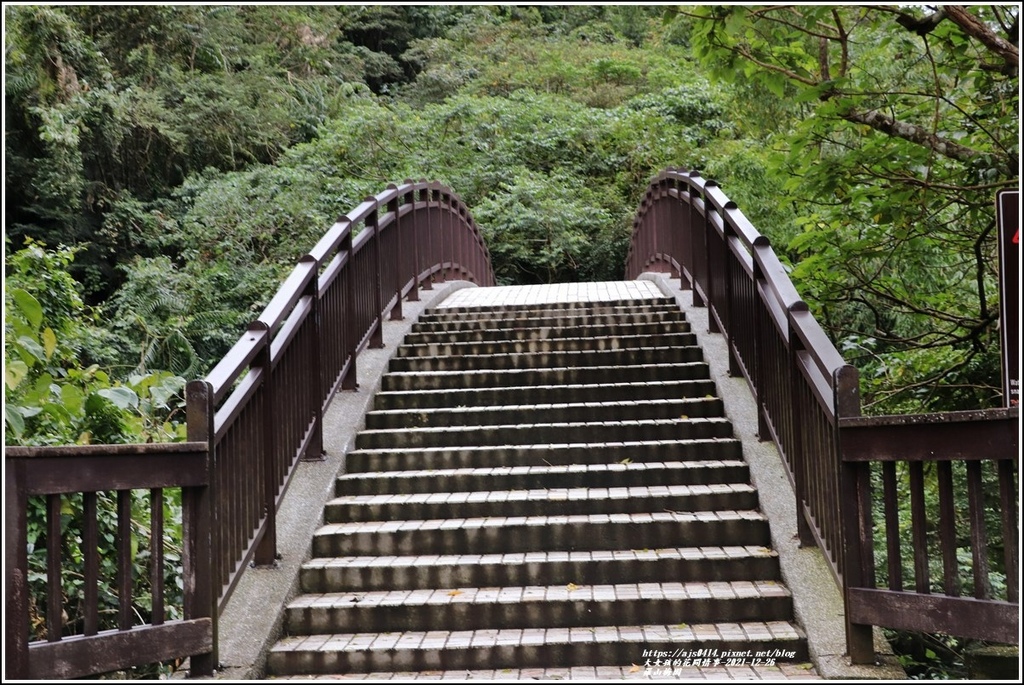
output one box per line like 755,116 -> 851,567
682,4 -> 1019,413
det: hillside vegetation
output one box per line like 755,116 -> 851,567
5,7 -> 1018,675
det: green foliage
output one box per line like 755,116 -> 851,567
684,5 -> 1018,415
3,4 -> 426,303
5,241 -> 188,676
5,241 -> 187,445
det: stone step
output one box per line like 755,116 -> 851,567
372,379 -> 719,411
345,438 -> 743,473
270,663 -> 818,680
402,320 -> 691,346
284,580 -> 794,635
418,298 -> 680,320
411,310 -> 687,334
381,362 -> 711,391
325,482 -> 759,523
388,345 -> 702,373
311,510 -> 771,557
265,290 -> 813,680
395,331 -> 698,358
300,546 -> 781,594
355,416 -> 732,450
415,296 -> 679,319
337,459 -> 750,496
364,396 -> 724,430
266,621 -> 809,675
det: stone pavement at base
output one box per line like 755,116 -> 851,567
274,663 -> 820,679
436,281 -> 665,308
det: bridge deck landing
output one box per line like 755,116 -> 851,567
436,280 -> 664,308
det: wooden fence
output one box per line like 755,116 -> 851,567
4,180 -> 493,679
626,167 -> 1019,662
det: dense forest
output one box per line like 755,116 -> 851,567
4,4 -> 1019,677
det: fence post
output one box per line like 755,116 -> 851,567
419,184 -> 434,291
835,364 -> 875,664
688,172 -> 706,308
368,198 -> 384,349
185,380 -> 217,676
388,187 -> 404,321
340,228 -> 358,390
301,254 -> 325,460
434,184 -> 448,284
251,322 -> 278,567
752,255 -> 771,442
404,184 -> 421,301
722,208 -> 741,378
5,457 -> 29,679
788,309 -> 815,547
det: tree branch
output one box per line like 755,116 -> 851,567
839,107 -> 985,164
944,5 -> 1019,71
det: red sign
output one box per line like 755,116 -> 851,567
997,189 -> 1019,407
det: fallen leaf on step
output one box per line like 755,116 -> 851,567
447,589 -> 463,597
629,664 -> 642,673
566,582 -> 580,591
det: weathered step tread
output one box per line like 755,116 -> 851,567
330,482 -> 756,508
315,509 -> 768,538
389,345 -> 702,373
421,297 -> 679,316
382,362 -> 712,391
305,545 -> 778,572
325,482 -> 758,522
270,662 -> 820,680
356,416 -> 733,449
365,396 -> 724,429
267,620 -> 808,673
402,320 -> 693,345
284,581 -> 794,634
325,479 -> 753,509
396,332 -> 699,357
413,309 -> 685,326
339,456 -> 749,493
288,579 -> 792,611
338,458 -> 746,485
373,379 -> 719,410
300,546 -> 782,593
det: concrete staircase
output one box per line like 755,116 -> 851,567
266,294 -> 811,678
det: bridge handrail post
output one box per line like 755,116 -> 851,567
388,186 -> 404,321
835,363 -> 876,664
185,379 -> 217,675
368,197 -> 384,349
302,254 -> 326,459
403,182 -> 421,301
5,457 -> 29,679
340,228 -> 358,390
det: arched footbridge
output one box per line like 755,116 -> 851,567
6,170 -> 1018,680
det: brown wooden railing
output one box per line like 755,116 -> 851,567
5,180 -> 493,680
840,409 -> 1019,648
626,167 -> 1019,663
4,443 -> 215,680
187,180 -> 492,615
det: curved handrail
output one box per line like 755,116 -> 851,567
627,166 -> 1019,663
627,165 -> 855,589
187,180 -> 493,616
